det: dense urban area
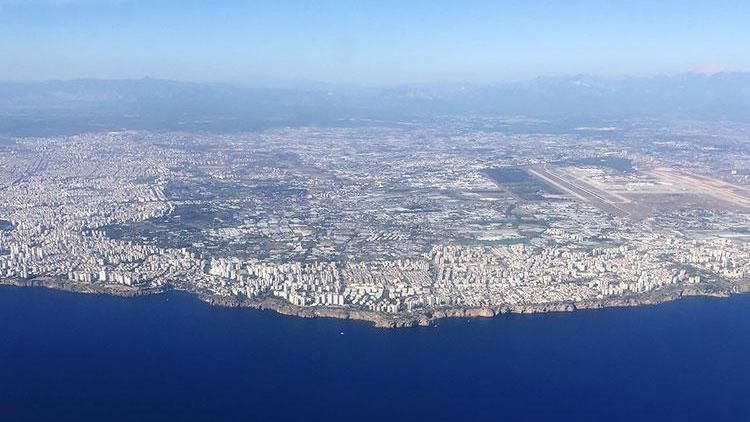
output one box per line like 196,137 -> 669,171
1,118 -> 749,326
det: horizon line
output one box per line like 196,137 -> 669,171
1,70 -> 748,88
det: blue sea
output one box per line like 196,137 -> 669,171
1,286 -> 749,421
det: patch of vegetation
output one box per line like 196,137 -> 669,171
483,167 -> 560,200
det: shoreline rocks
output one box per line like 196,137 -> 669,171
2,277 -> 748,328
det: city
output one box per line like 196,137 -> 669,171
1,119 -> 748,326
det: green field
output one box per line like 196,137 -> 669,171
483,167 -> 561,200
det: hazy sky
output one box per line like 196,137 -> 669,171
1,0 -> 749,84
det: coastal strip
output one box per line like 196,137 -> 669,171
2,277 -> 748,328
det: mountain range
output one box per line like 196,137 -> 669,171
1,72 -> 748,136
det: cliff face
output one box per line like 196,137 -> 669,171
198,281 -> 750,328
2,277 -> 748,328
0,277 -> 163,297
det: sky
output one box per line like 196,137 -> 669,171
0,0 -> 749,84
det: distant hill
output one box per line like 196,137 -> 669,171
1,73 -> 749,136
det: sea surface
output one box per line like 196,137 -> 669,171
1,286 -> 749,422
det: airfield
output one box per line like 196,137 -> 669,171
521,164 -> 750,219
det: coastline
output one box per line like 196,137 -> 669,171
2,277 -> 748,328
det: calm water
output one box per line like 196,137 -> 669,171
1,286 -> 749,421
